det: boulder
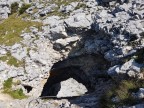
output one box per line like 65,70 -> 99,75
64,13 -> 92,32
54,36 -> 79,49
107,65 -> 121,76
108,59 -> 143,78
57,78 -> 88,97
43,16 -> 68,40
135,88 -> 144,99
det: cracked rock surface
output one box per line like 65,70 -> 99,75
0,0 -> 144,108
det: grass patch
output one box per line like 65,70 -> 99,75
100,79 -> 144,108
0,14 -> 42,46
0,52 -> 24,67
3,78 -> 27,99
19,4 -> 31,15
40,0 -> 82,17
3,78 -> 13,90
49,0 -> 81,6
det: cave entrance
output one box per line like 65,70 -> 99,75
41,66 -> 93,97
41,54 -> 110,98
23,85 -> 33,93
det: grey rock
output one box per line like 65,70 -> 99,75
64,13 -> 92,32
0,0 -> 144,107
57,78 -> 88,97
21,33 -> 36,40
38,4 -> 57,16
43,16 -> 67,40
36,3 -> 44,9
0,0 -> 20,19
54,36 -> 79,49
11,44 -> 27,61
0,48 -> 7,55
49,25 -> 68,40
30,26 -> 38,34
43,16 -> 61,26
135,88 -> 144,99
126,104 -> 144,108
102,0 -> 114,2
108,59 -> 143,78
120,59 -> 134,71
7,69 -> 18,78
107,65 -> 121,76
84,0 -> 98,8
104,50 -> 120,61
59,2 -> 78,13
0,63 -> 6,72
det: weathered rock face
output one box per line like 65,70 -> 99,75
0,0 -> 11,19
0,0 -> 144,108
108,59 -> 144,78
29,51 -> 111,107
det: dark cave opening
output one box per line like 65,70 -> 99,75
23,85 -> 33,93
40,54 -> 110,97
41,66 -> 93,97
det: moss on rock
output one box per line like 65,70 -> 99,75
0,14 -> 42,46
3,78 -> 27,99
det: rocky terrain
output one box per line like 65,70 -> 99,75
0,0 -> 144,108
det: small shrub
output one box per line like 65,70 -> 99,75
49,0 -> 81,7
11,2 -> 19,14
100,90 -> 116,108
3,78 -> 27,99
10,88 -> 27,99
0,52 -> 24,67
3,78 -> 13,91
19,4 -> 31,15
75,3 -> 87,10
100,79 -> 144,108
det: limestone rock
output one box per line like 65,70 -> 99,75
57,78 -> 88,97
64,13 -> 92,32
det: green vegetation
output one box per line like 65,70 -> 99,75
11,2 -> 19,14
100,79 -> 144,108
0,52 -> 24,67
46,9 -> 68,18
0,14 -> 42,46
3,78 -> 13,90
19,4 -> 31,15
49,0 -> 81,7
3,78 -> 27,99
75,3 -> 87,10
26,47 -> 37,56
43,0 -> 83,17
25,0 -> 86,18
